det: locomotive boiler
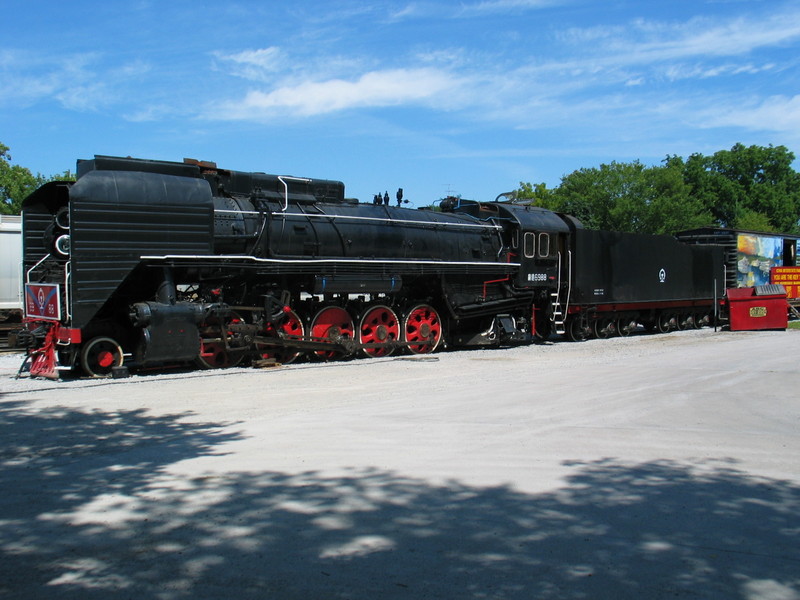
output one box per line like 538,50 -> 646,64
19,155 -> 726,378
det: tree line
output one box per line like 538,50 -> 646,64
4,141 -> 799,235
0,142 -> 74,215
515,143 -> 800,235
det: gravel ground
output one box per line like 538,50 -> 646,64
1,328 -> 799,599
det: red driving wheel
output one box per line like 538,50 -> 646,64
197,312 -> 245,369
310,306 -> 355,360
358,305 -> 400,357
256,308 -> 305,364
403,304 -> 442,354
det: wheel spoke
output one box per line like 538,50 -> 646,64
197,312 -> 245,369
358,305 -> 400,357
566,317 -> 589,342
616,317 -> 637,337
81,336 -> 123,377
311,306 -> 354,360
256,308 -> 305,364
593,318 -> 616,339
403,304 -> 442,354
656,312 -> 674,333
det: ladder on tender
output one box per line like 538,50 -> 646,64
551,292 -> 566,335
549,250 -> 572,336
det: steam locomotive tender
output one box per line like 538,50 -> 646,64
20,156 -> 725,377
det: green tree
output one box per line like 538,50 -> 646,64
673,144 -> 800,233
518,160 -> 710,234
736,208 -> 777,232
514,182 -> 555,207
1,143 -> 38,215
516,143 -> 800,235
0,142 -> 74,214
636,160 -> 711,235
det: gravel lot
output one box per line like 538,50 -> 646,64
1,328 -> 799,599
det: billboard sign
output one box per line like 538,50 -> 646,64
771,266 -> 800,299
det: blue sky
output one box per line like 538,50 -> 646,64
2,0 -> 800,206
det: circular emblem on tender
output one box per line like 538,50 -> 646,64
659,268 -> 666,283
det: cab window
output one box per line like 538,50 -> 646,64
524,232 -> 536,258
538,233 -> 550,257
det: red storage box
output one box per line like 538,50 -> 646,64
727,285 -> 788,331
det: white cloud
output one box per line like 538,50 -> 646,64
215,67 -> 462,119
0,73 -> 57,106
456,0 -> 564,17
0,51 -> 83,107
123,103 -> 177,122
664,62 -> 774,81
388,3 -> 424,20
213,46 -> 372,86
549,7 -> 800,80
696,94 -> 800,132
197,3 -> 800,158
474,5 -> 800,123
381,0 -> 563,22
213,48 -> 285,82
0,49 -> 145,112
55,83 -> 113,112
628,10 -> 800,63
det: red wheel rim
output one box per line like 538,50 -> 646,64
198,340 -> 238,368
80,336 -> 123,377
256,309 -> 305,364
97,350 -> 115,368
358,305 -> 400,357
197,312 -> 245,369
311,306 -> 354,359
403,304 -> 442,354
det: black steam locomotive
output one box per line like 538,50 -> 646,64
20,155 -> 725,378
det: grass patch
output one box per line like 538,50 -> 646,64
788,320 -> 800,330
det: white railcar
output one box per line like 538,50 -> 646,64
0,214 -> 23,320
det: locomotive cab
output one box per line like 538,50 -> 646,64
447,199 -> 576,339
453,200 -> 573,290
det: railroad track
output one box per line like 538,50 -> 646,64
0,321 -> 24,354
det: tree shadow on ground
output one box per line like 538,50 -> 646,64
1,399 -> 798,599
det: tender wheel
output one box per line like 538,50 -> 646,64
358,305 -> 400,357
656,312 -> 674,333
197,312 -> 245,369
593,318 -> 616,339
255,308 -> 305,364
81,336 -> 123,378
403,304 -> 442,354
616,317 -> 637,337
566,317 -> 590,342
311,306 -> 355,360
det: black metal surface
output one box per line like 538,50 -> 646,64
67,169 -> 214,328
131,301 -> 203,364
17,153 -> 755,377
570,229 -> 725,305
